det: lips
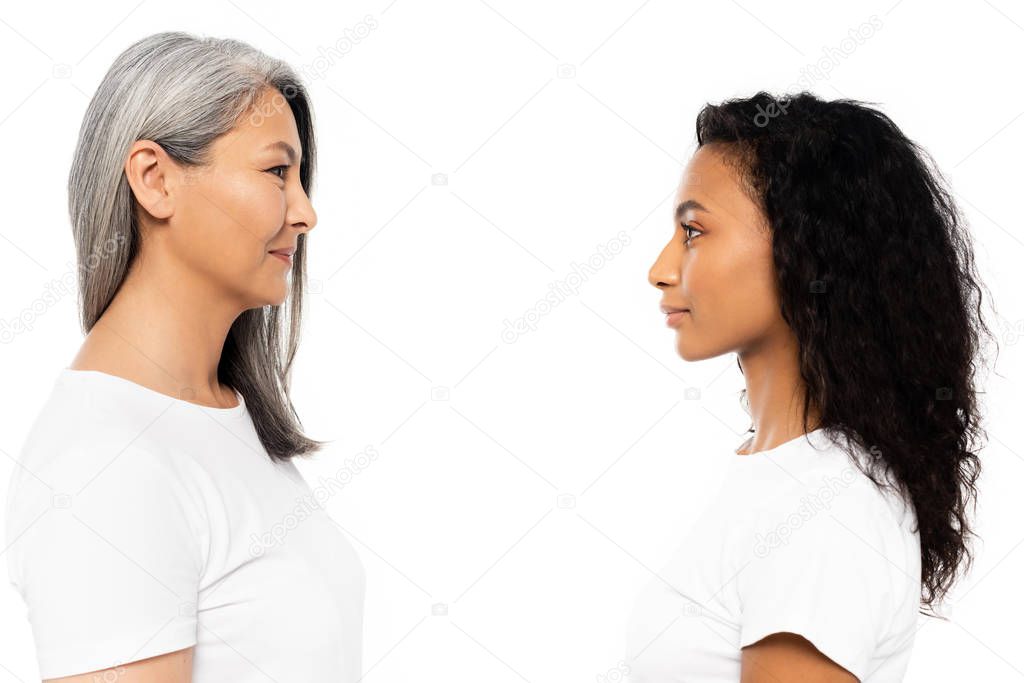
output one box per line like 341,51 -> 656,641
269,245 -> 295,266
660,303 -> 690,328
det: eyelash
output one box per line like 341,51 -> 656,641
266,165 -> 289,179
680,223 -> 703,244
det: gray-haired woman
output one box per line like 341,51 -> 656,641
4,32 -> 365,682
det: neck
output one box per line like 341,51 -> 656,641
736,327 -> 820,454
71,244 -> 245,405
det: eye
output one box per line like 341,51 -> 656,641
680,223 -> 703,244
266,165 -> 289,179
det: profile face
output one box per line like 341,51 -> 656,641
647,144 -> 786,362
168,86 -> 317,308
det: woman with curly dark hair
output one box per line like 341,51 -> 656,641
626,91 -> 994,682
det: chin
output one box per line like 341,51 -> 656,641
253,286 -> 289,308
675,341 -> 719,363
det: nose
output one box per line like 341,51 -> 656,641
648,237 -> 681,290
287,182 -> 318,235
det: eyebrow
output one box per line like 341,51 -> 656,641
264,141 -> 301,164
675,199 -> 710,223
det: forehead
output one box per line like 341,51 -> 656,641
676,145 -> 762,226
218,88 -> 303,159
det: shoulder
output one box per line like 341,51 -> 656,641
734,443 -> 921,681
6,436 -> 210,567
747,432 -> 918,546
742,443 -> 920,591
11,372 -> 211,489
6,380 -> 212,565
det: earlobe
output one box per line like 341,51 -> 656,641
123,140 -> 175,221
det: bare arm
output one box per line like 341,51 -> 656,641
741,633 -> 859,683
43,646 -> 193,683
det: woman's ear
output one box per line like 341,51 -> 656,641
123,139 -> 177,221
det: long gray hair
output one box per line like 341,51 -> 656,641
68,31 -> 323,462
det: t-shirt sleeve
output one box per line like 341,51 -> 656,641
736,489 -> 900,682
5,445 -> 204,680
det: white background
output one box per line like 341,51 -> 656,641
1,1 -> 1021,681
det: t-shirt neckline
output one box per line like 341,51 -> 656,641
59,367 -> 246,416
733,427 -> 827,460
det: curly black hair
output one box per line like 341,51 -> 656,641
695,91 -> 997,619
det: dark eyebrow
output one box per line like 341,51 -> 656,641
675,199 -> 710,223
264,141 -> 301,164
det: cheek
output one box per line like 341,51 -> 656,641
683,245 -> 779,335
184,173 -> 286,266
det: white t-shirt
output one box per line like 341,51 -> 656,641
5,368 -> 365,681
624,428 -> 922,682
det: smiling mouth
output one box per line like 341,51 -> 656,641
270,251 -> 293,264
